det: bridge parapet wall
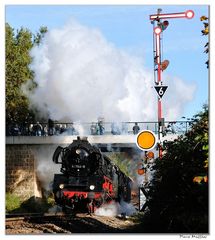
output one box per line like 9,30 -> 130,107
6,135 -> 136,145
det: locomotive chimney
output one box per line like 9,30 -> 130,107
77,136 -> 88,141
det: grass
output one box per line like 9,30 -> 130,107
6,193 -> 22,212
6,192 -> 55,214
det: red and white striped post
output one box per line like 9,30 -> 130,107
153,26 -> 162,122
150,9 -> 194,158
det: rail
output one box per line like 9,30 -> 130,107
6,121 -> 193,137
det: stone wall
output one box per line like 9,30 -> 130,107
6,145 -> 35,200
6,143 -> 61,201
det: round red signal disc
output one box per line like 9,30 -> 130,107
185,10 -> 194,19
154,26 -> 162,35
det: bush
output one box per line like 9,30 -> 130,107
6,193 -> 21,212
20,196 -> 55,213
141,105 -> 209,233
6,193 -> 55,214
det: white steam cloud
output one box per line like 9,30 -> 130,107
95,200 -> 136,217
33,146 -> 61,191
25,19 -> 196,122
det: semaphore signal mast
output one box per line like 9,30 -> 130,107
149,9 -> 194,158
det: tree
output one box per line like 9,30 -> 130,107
5,23 -> 48,130
6,23 -> 34,127
200,16 -> 209,68
141,105 -> 208,233
33,26 -> 48,45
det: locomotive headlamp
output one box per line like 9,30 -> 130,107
76,148 -> 89,157
76,149 -> 81,154
59,184 -> 64,189
89,185 -> 95,190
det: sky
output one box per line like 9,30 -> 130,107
5,5 -> 209,120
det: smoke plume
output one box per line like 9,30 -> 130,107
23,19 -> 195,122
33,146 -> 61,192
95,200 -> 136,217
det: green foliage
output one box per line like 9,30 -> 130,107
6,23 -> 34,125
33,26 -> 48,45
6,193 -> 22,212
5,23 -> 48,126
142,105 -> 208,233
6,194 -> 55,214
20,196 -> 54,213
200,16 -> 209,68
47,196 -> 56,206
108,153 -> 132,177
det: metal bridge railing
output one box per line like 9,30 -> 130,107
6,121 -> 193,137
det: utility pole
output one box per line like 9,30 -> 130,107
149,9 -> 194,158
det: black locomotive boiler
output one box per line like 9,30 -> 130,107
52,137 -> 131,213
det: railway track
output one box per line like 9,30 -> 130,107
6,212 -> 66,220
6,212 -> 136,234
6,213 -> 73,234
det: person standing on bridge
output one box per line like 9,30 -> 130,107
48,118 -> 54,136
98,120 -> 105,135
34,122 -> 43,136
133,122 -> 140,135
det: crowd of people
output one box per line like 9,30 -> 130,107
6,119 -> 142,136
6,120 -> 78,137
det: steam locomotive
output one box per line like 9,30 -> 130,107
52,137 -> 131,213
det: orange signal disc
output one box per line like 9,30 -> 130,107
138,169 -> 145,175
147,151 -> 155,159
136,130 -> 157,151
161,60 -> 169,71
